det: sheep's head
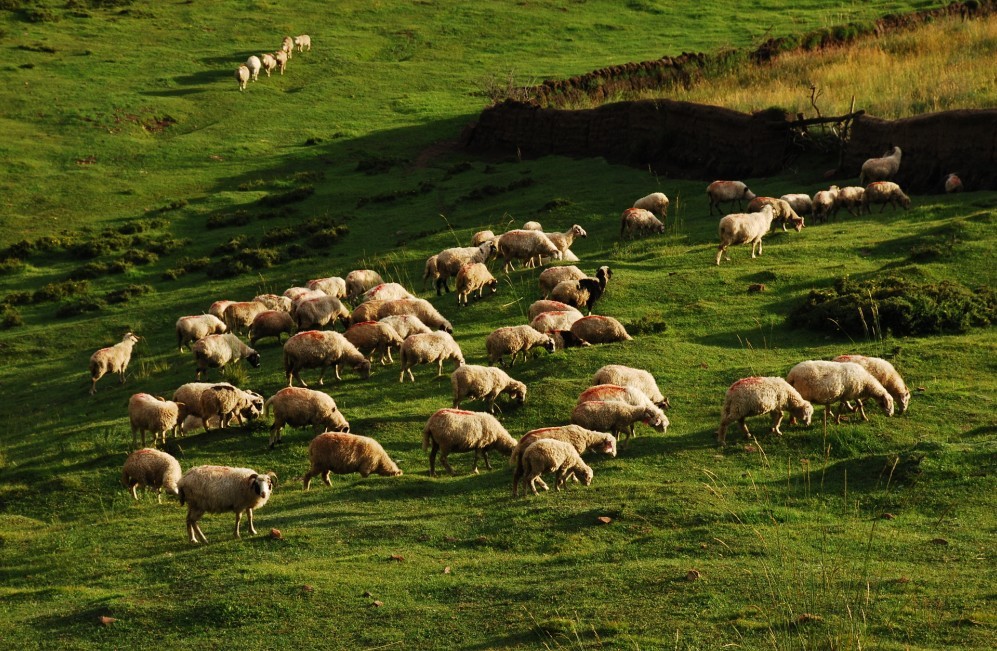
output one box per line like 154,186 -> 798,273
505,380 -> 527,405
790,215 -> 805,232
571,224 -> 587,239
439,320 -> 454,334
878,393 -> 895,417
644,407 -> 669,433
599,435 -> 618,458
899,390 -> 911,415
540,335 -> 556,353
793,402 -> 814,427
899,193 -> 911,210
655,396 -> 671,411
246,350 -> 262,368
247,473 -> 273,499
485,279 -> 498,295
576,465 -> 594,486
355,359 -> 372,379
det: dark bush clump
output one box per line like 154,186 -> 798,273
122,249 -> 158,265
258,186 -> 315,207
55,296 -> 105,318
2,291 -> 32,306
540,198 -> 574,212
285,243 -> 310,258
309,226 -> 349,248
212,236 -> 252,256
256,207 -> 298,220
260,227 -> 298,247
163,256 -> 209,280
138,235 -> 188,255
0,258 -> 24,275
356,156 -> 406,175
236,248 -> 282,269
205,259 -> 252,279
33,279 -> 91,303
627,314 -> 668,335
356,181 -> 436,207
1,306 -> 23,329
206,210 -> 252,229
105,284 -> 153,304
1,239 -> 35,258
237,179 -> 266,192
460,177 -> 534,202
160,198 -> 188,211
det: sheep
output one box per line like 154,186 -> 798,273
550,330 -> 591,351
538,266 -> 586,298
633,191 -> 669,218
345,269 -> 384,300
306,276 -> 347,299
455,262 -> 498,306
260,53 -> 277,77
812,186 -> 840,223
303,432 -> 402,488
528,299 -> 581,322
422,408 -> 517,476
235,65 -> 250,91
265,387 -> 349,448
399,331 -> 464,382
344,321 -> 405,365
707,180 -> 756,216
944,173 -> 963,193
835,186 -> 867,217
780,193 -> 813,217
859,145 -> 902,185
273,50 -> 288,75
208,300 -> 234,321
575,384 -> 667,434
378,314 -> 432,340
191,333 -> 261,380
786,360 -> 895,429
349,300 -> 385,324
471,230 -> 497,246
245,55 -> 261,82
485,325 -> 554,367
128,393 -> 188,448
89,332 -> 140,395
451,364 -> 526,413
542,224 -> 588,263
122,448 -> 182,503
281,36 -> 294,59
592,364 -> 670,409
549,266 -> 612,314
529,310 -> 583,334
284,286 -> 323,303
283,330 -> 372,386
249,310 -> 295,345
295,295 -> 350,331
746,197 -> 806,231
517,439 -> 593,497
364,298 -> 454,333
496,229 -> 561,272
863,181 -> 911,212
361,282 -> 415,303
294,34 -> 311,52
173,382 -> 264,424
716,377 -> 814,444
222,301 -> 269,335
434,241 -> 497,295
832,354 -> 911,416
422,255 -> 440,291
571,401 -> 668,443
509,425 -> 616,496
620,208 -> 665,239
570,315 -> 632,344
177,465 -> 276,543
523,221 -> 543,231
715,205 -> 778,266
176,314 -> 227,352
561,248 -> 580,262
253,294 -> 293,312
199,384 -> 265,430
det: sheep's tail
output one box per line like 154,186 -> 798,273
120,468 -> 132,489
263,395 -> 274,418
178,487 -> 186,506
421,421 -> 433,451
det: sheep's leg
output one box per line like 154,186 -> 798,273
333,364 -> 342,381
471,450 -> 480,474
436,359 -> 444,377
246,508 -> 257,536
482,450 -> 493,471
715,245 -> 726,266
856,399 -> 869,421
406,368 -> 415,382
385,347 -> 394,364
187,510 -> 206,543
441,450 -> 456,476
512,464 -> 523,497
770,411 -> 784,436
739,419 -> 751,438
534,475 -> 549,492
321,470 -> 332,486
716,421 -> 728,444
429,441 -> 439,477
233,511 -> 243,538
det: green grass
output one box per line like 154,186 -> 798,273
1,1 -> 995,649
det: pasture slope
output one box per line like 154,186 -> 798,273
0,2 -> 994,649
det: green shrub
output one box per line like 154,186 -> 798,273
260,227 -> 298,247
33,279 -> 91,303
121,249 -> 158,265
2,291 -> 32,306
257,207 -> 298,220
204,258 -> 252,279
0,0 -> 23,12
0,306 -> 22,329
212,236 -> 252,256
105,284 -> 153,304
258,186 -> 315,207
237,179 -> 266,192
2,239 -> 36,258
55,295 -> 105,318
236,248 -> 282,269
309,226 -> 349,248
206,210 -> 252,229
0,258 -> 24,275
626,313 -> 668,335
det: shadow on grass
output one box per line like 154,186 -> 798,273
141,88 -> 207,97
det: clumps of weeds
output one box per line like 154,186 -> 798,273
443,161 -> 473,179
55,295 -> 106,318
308,226 -> 349,249
260,226 -> 299,247
539,197 -> 574,212
355,156 -> 407,175
159,198 -> 188,211
17,43 -> 57,53
206,210 -> 252,229
134,234 -> 188,255
237,179 -> 267,192
0,258 -> 25,275
627,313 -> 668,335
205,248 -> 282,280
67,259 -> 132,280
256,206 -> 298,220
0,306 -> 23,329
162,256 -> 209,280
285,243 -> 310,258
115,218 -> 166,235
2,291 -> 32,306
121,249 -> 158,265
356,181 -> 435,207
258,186 -> 315,207
459,177 -> 535,202
33,279 -> 91,303
105,284 -> 153,304
212,235 -> 253,256
289,171 -> 324,184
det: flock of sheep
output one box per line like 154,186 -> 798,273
235,34 -> 311,91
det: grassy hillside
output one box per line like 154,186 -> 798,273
1,1 -> 995,649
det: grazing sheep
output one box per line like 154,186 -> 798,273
245,55 -> 261,82
284,286 -> 324,303
523,221 -> 543,231
378,314 -> 432,340
812,186 -> 841,223
273,50 -> 288,75
365,298 -> 454,333
786,360 -> 894,429
577,384 -> 657,410
944,173 -> 963,193
253,294 -> 293,312
518,439 -> 593,497
455,262 -> 498,306
863,181 -> 911,212
528,299 -> 581,322
281,36 -> 294,59
306,276 -> 347,299
633,191 -> 669,218
191,333 -> 260,380
177,466 -> 275,543
715,205 -> 778,265
345,269 -> 385,300
620,208 -> 665,239
348,300 -> 384,325
235,65 -> 250,91
746,197 -> 806,231
509,425 -> 616,496
571,401 -> 668,443
570,315 -> 632,344
434,241 -> 497,295
122,448 -> 182,502
707,180 -> 756,216
199,384 -> 265,430
303,432 -> 402,488
260,53 -> 277,77
176,314 -> 227,352
89,332 -> 140,395
344,321 -> 405,365
780,193 -> 813,217
399,331 -> 464,382
859,145 -> 902,185
222,301 -> 269,335
422,408 -> 517,476
538,266 -> 585,298
550,330 -> 591,351
716,377 -> 814,444
592,364 -> 670,409
361,282 -> 415,303
295,295 -> 350,331
835,186 -> 867,217
294,34 -> 311,52
265,387 -> 349,448
471,230 -> 497,247
128,393 -> 188,448
549,266 -> 612,315
496,229 -> 561,272
542,225 -> 588,263
485,325 -> 554,367
249,310 -> 295,345
561,248 -> 580,262
173,382 -> 263,424
208,300 -> 235,321
451,364 -> 526,413
832,354 -> 911,415
283,330 -> 371,386
422,255 -> 440,291
529,310 -> 583,334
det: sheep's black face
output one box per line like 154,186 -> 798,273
542,339 -> 555,353
247,352 -> 262,368
356,360 -> 372,379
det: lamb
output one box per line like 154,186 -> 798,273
832,354 -> 911,415
177,465 -> 275,543
859,145 -> 902,185
422,408 -> 518,476
273,50 -> 288,75
529,310 -> 583,334
176,314 -> 227,352
455,262 -> 498,306
281,36 -> 294,59
260,53 -> 277,77
835,186 -> 867,217
378,314 -> 432,339
307,276 -> 347,298
399,331 -> 464,382
364,298 -> 454,333
944,173 -> 963,193
283,330 -> 372,386
863,181 -> 911,212
199,384 -> 265,430
344,321 -> 405,365
509,425 -> 616,496
295,295 -> 350,331
191,333 -> 261,380
302,432 -> 402,488
592,364 -> 670,409
128,393 -> 188,448
620,208 -> 665,239
450,364 -> 526,413
89,332 -> 140,395
121,448 -> 182,502
208,300 -> 234,321
746,197 -> 806,231
715,205 -> 777,266
361,282 -> 415,303
576,384 -> 667,434
345,269 -> 385,300
517,439 -> 593,497
716,377 -> 814,444
471,230 -> 497,247
549,266 -> 612,314
707,180 -> 756,216
542,225 -> 588,263
265,386 -> 350,448
248,310 -> 295,345
235,65 -> 250,91
252,294 -> 293,312
522,221 -> 543,231
245,55 -> 261,82
485,325 -> 554,367
528,299 -> 582,322
812,186 -> 840,223
570,401 -> 668,443
222,301 -> 269,335
570,315 -> 632,344
172,382 -> 264,424
786,360 -> 895,429
294,34 -> 311,52
538,266 -> 585,298
496,229 -> 561,272
633,191 -> 669,218
434,241 -> 497,295
779,193 -> 813,217
422,255 -> 440,291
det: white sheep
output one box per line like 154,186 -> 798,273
433,241 -> 497,295
265,386 -> 349,448
786,360 -> 895,429
235,65 -> 250,91
176,314 -> 227,352
273,50 -> 288,75
529,310 -> 582,334
294,34 -> 311,52
378,314 -> 433,339
89,332 -> 140,395
509,425 -> 616,496
715,205 -> 778,265
707,180 -> 756,216
173,382 -> 264,425
399,331 -> 465,382
199,384 -> 264,430
620,208 -> 665,239
345,269 -> 385,300
523,221 -> 543,230
592,364 -> 670,409
859,146 -> 902,185
863,181 -> 911,212
422,408 -> 517,476
222,301 -> 269,335
361,282 -> 415,303
780,193 -> 813,217
538,266 -> 586,298
295,295 -> 350,331
570,400 -> 668,443
191,333 -> 261,380
517,439 -> 593,497
633,191 -> 669,218
281,36 -> 294,59
303,432 -> 402,488
245,55 -> 261,82
471,230 -> 497,246
541,225 -> 587,264
122,448 -> 182,502
716,377 -> 814,444
344,321 -> 405,365
746,196 -> 806,231
260,53 -> 277,77
249,310 -> 295,345
486,325 -> 554,367
253,293 -> 293,312
570,315 -> 632,344
944,173 -> 963,193
306,276 -> 347,299
128,393 -> 188,448
496,229 -> 561,272
208,300 -> 235,321
451,364 -> 526,413
284,286 -> 322,303
362,298 -> 454,333
283,330 -> 371,386
832,354 -> 911,415
835,186 -> 867,217
527,299 -> 582,322
455,262 -> 497,306
177,466 -> 275,543
576,384 -> 667,435
548,266 -> 612,314
422,254 -> 440,291
812,186 -> 840,223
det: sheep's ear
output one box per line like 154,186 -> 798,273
266,471 -> 278,488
